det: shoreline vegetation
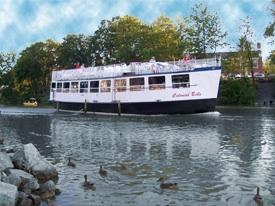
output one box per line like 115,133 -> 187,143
0,2 -> 274,106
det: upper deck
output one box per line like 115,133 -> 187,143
52,57 -> 221,81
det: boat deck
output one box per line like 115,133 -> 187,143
52,58 -> 221,81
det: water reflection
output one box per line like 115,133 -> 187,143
0,107 -> 275,205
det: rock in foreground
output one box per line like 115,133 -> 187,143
12,143 -> 58,181
0,182 -> 17,206
2,169 -> 40,192
0,151 -> 13,172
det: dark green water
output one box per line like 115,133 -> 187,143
0,106 -> 275,205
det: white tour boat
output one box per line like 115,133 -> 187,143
50,57 -> 221,115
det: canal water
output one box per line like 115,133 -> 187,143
0,106 -> 275,205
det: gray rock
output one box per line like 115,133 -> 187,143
12,143 -> 58,181
0,182 -> 18,206
0,152 -> 13,172
7,153 -> 15,160
17,192 -> 41,206
29,194 -> 41,206
2,173 -> 21,187
1,146 -> 15,153
2,169 -> 39,192
18,197 -> 33,206
0,137 -> 4,145
39,180 -> 56,200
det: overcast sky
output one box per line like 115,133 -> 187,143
0,0 -> 274,59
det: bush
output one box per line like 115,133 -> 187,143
0,87 -> 21,104
218,78 -> 255,105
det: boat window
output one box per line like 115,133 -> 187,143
114,79 -> 127,92
90,81 -> 99,93
56,82 -> 62,92
100,80 -> 111,92
71,82 -> 79,93
63,82 -> 70,93
130,77 -> 144,91
51,82 -> 56,89
172,74 -> 190,88
80,81 -> 88,93
149,76 -> 165,90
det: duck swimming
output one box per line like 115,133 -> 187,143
157,176 -> 177,190
83,175 -> 95,190
99,165 -> 107,177
254,187 -> 263,205
67,157 -> 76,168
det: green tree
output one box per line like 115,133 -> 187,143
149,15 -> 181,61
0,52 -> 16,76
264,51 -> 275,76
181,3 -> 227,57
269,50 -> 275,64
93,17 -> 119,65
57,34 -> 92,69
14,40 -> 59,101
221,53 -> 242,76
93,15 -> 182,64
0,52 -> 18,104
264,0 -> 275,43
109,15 -> 149,63
237,17 -> 257,84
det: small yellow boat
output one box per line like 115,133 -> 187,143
23,98 -> 38,107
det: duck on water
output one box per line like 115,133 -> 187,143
157,176 -> 178,190
83,175 -> 96,190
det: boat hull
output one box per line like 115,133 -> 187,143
56,98 -> 217,115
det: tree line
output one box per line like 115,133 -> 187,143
0,2 -> 274,105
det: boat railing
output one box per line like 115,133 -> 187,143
52,58 -> 220,81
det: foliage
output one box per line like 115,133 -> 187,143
237,17 -> 256,84
93,17 -> 119,65
221,53 -> 242,75
14,40 -> 59,101
264,51 -> 275,76
57,34 -> 92,68
180,3 -> 227,57
93,15 -> 182,64
264,0 -> 275,43
149,16 -> 182,61
109,15 -> 149,63
0,52 -> 16,76
0,69 -> 21,104
0,52 -> 18,104
269,50 -> 275,64
218,78 -> 255,105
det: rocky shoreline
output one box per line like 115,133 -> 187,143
0,140 -> 60,206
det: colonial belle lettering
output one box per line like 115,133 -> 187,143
172,93 -> 189,98
191,91 -> 201,96
172,91 -> 201,98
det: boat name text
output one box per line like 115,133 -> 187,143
172,91 -> 202,98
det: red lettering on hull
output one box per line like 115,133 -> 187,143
172,91 -> 202,98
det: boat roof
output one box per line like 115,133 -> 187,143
52,58 -> 221,81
